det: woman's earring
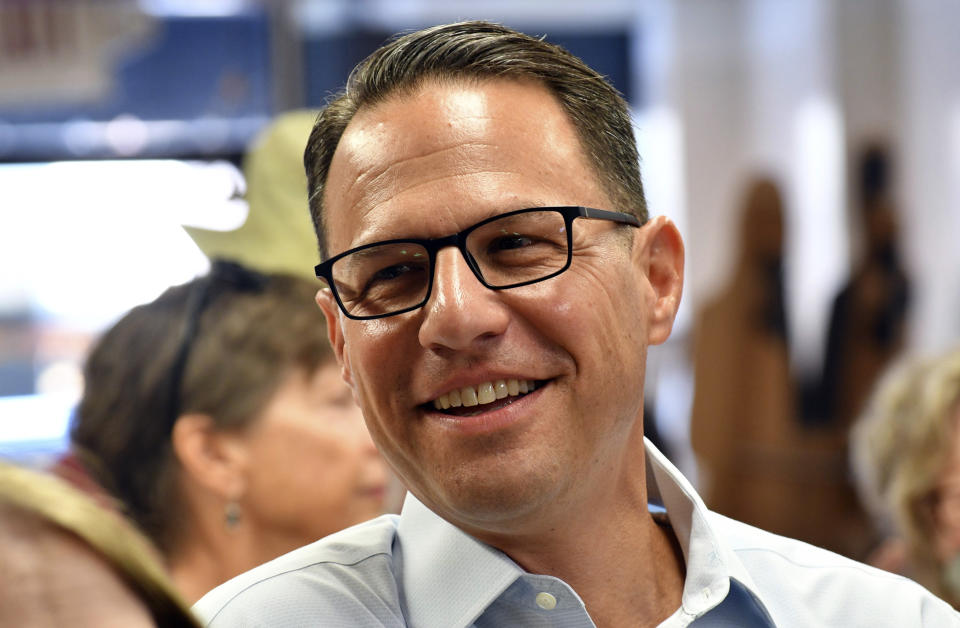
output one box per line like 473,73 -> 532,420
224,501 -> 242,529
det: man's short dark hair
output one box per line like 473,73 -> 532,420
305,20 -> 647,259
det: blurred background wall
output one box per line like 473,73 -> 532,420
1,0 -> 958,481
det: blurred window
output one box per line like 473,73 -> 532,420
0,159 -> 243,463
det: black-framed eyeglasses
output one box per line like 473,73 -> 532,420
164,259 -> 268,432
315,206 -> 644,320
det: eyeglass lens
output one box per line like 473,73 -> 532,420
330,210 -> 570,318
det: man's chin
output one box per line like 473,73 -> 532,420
421,469 -> 567,532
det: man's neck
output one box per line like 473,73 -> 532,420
506,511 -> 685,626
469,460 -> 687,627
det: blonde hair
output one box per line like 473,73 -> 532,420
0,461 -> 198,626
851,346 -> 960,602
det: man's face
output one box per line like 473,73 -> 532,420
318,79 -> 681,535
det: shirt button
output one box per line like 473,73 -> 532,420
535,592 -> 557,610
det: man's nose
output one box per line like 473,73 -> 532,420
417,246 -> 510,351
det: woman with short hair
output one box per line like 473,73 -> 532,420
70,260 -> 389,603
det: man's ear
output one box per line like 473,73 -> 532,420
316,288 -> 354,389
635,215 -> 684,346
171,413 -> 247,500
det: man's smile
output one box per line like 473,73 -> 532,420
429,378 -> 540,416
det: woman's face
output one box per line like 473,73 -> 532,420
933,407 -> 960,562
238,363 -> 390,554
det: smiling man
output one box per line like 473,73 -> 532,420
194,21 -> 959,627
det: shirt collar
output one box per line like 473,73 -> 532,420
644,439 -> 773,623
397,495 -> 523,627
396,438 -> 775,627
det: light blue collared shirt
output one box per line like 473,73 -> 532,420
194,440 -> 959,627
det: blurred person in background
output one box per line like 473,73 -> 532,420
813,145 -> 910,558
820,143 -> 910,431
691,176 -> 798,535
0,460 -> 198,627
69,260 -> 389,603
852,346 -> 960,609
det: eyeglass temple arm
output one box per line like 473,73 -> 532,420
578,206 -> 643,227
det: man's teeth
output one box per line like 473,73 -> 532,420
433,379 -> 537,410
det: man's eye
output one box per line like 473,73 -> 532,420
489,235 -> 534,252
371,264 -> 415,282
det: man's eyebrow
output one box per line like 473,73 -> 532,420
343,203 -> 557,255
357,245 -> 426,258
340,243 -> 429,268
